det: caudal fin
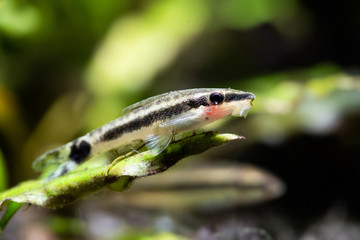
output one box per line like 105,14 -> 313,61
32,143 -> 76,179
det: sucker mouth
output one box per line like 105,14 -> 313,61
239,104 -> 252,118
230,97 -> 254,118
240,93 -> 255,117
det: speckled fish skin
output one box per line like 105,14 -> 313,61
32,88 -> 255,179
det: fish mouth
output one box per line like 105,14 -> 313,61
238,100 -> 253,118
230,92 -> 255,118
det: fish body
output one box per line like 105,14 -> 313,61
33,88 -> 255,179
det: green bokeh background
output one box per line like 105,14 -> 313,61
1,0 -> 360,239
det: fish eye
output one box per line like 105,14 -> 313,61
209,92 -> 224,105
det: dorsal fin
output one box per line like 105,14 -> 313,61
121,88 -> 213,114
122,92 -> 173,114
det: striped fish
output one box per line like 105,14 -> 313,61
33,88 -> 255,179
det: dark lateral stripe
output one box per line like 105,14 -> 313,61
99,96 -> 209,142
225,93 -> 254,102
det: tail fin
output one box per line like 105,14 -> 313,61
32,143 -> 76,179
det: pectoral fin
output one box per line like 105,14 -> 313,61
159,111 -> 203,128
145,134 -> 173,154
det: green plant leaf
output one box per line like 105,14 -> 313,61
0,201 -> 23,234
0,150 -> 8,192
0,132 -> 243,210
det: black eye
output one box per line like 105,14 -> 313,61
209,92 -> 224,104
